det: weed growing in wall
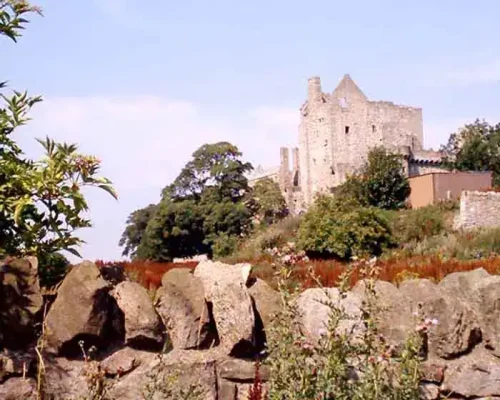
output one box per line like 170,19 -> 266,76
265,259 -> 424,400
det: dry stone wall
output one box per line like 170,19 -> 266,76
455,190 -> 500,229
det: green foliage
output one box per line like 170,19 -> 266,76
297,195 -> 393,260
266,262 -> 423,400
0,0 -> 42,41
391,205 -> 445,243
335,147 -> 411,210
250,177 -> 288,225
38,251 -> 70,288
211,232 -> 238,259
401,227 -> 500,260
441,119 -> 500,186
119,204 -> 157,258
127,142 -> 254,261
0,1 -> 117,261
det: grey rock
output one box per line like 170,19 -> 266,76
296,287 -> 364,343
44,261 -> 115,356
155,268 -> 216,349
194,261 -> 256,356
440,268 -> 500,357
0,377 -> 36,400
0,257 -> 43,349
400,278 -> 481,359
112,281 -> 164,349
442,362 -> 500,397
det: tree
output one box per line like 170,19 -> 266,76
0,2 -> 117,262
250,177 -> 288,225
119,204 -> 157,257
125,142 -> 254,261
335,147 -> 410,210
441,119 -> 500,187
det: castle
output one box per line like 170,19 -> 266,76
248,74 -> 446,213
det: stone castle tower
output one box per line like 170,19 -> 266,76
249,74 -> 444,213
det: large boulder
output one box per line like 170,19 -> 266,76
400,278 -> 481,359
44,261 -> 118,356
0,377 -> 36,400
194,261 -> 256,356
442,362 -> 500,398
111,281 -> 164,349
0,257 -> 43,349
247,278 -> 280,329
352,280 -> 414,349
155,268 -> 217,350
107,349 -> 219,400
439,268 -> 500,357
295,287 -> 364,343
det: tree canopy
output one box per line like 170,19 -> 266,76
250,177 -> 288,225
335,147 -> 411,210
122,142 -> 254,261
441,119 -> 500,187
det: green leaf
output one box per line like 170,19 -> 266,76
98,184 -> 118,200
65,247 -> 82,258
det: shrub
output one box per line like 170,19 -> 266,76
334,147 -> 410,210
265,261 -> 424,399
211,233 -> 239,258
297,195 -> 394,260
392,205 -> 445,244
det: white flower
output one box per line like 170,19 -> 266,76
431,318 -> 439,326
318,328 -> 327,337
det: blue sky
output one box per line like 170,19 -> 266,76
4,0 -> 500,261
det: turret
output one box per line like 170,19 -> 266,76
308,76 -> 322,103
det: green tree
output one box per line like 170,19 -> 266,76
0,1 -> 117,262
335,147 -> 410,210
119,204 -> 157,258
250,177 -> 288,225
441,119 -> 500,187
130,142 -> 254,261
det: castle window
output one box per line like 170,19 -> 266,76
318,117 -> 324,123
345,126 -> 350,134
372,125 -> 376,133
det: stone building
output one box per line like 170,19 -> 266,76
249,74 -> 449,213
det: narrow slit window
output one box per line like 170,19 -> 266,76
372,125 -> 376,133
345,126 -> 350,134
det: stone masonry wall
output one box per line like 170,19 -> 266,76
298,75 -> 424,206
455,190 -> 500,229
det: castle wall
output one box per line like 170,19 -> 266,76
368,101 -> 423,151
455,190 -> 500,230
299,75 -> 425,206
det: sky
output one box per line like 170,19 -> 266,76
3,0 -> 500,261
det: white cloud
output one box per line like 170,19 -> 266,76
18,96 -> 298,261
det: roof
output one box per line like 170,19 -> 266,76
332,74 -> 368,101
410,149 -> 444,165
